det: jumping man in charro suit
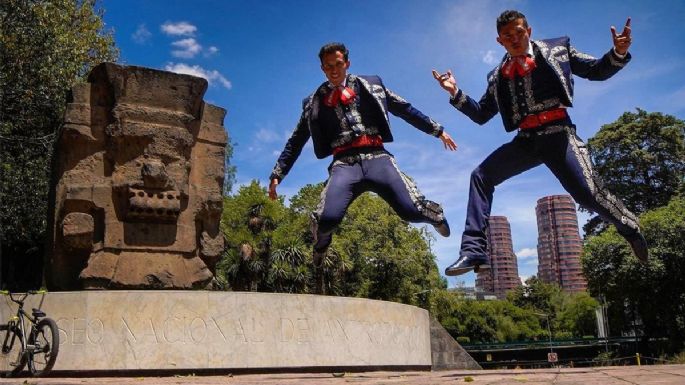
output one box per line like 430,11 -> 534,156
269,42 -> 456,269
432,10 -> 648,276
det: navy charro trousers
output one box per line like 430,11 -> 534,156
313,155 -> 440,252
460,126 -> 640,260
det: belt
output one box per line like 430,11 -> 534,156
519,108 -> 568,130
332,135 -> 383,156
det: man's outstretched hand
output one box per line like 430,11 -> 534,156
439,131 -> 458,151
268,178 -> 279,200
432,69 -> 458,97
611,17 -> 632,55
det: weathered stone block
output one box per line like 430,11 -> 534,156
0,292 -> 433,371
47,63 -> 227,290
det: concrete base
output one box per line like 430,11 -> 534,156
429,318 -> 482,370
0,291 -> 432,371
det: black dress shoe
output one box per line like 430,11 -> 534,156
433,219 -> 451,237
445,257 -> 490,276
624,231 -> 648,263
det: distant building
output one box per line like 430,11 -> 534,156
535,195 -> 587,292
475,216 -> 521,299
450,287 -> 498,301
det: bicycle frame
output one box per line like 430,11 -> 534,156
2,292 -> 43,367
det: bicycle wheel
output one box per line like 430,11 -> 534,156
0,323 -> 26,377
26,318 -> 59,376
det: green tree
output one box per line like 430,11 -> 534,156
584,109 -> 685,235
436,290 -> 545,344
507,276 -> 562,316
0,0 -> 118,290
507,277 -> 599,339
582,196 -> 685,352
217,181 -> 348,294
554,292 -> 600,338
223,140 -> 237,195
218,181 -> 289,291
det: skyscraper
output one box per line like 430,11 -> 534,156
535,195 -> 587,292
476,216 -> 521,298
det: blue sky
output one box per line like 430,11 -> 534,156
102,0 -> 685,288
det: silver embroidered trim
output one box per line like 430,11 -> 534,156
549,46 -> 572,103
331,131 -> 354,148
388,157 -> 444,223
451,91 -> 468,109
357,76 -> 388,120
488,67 -> 501,107
271,164 -> 284,179
427,117 -> 442,136
566,129 -> 640,231
313,173 -> 333,221
330,126 -> 382,148
570,46 -> 595,61
522,75 -> 561,113
535,40 -> 550,59
329,77 -> 379,148
516,124 -> 569,138
608,51 -> 627,67
309,89 -> 320,132
507,79 -> 521,123
330,151 -> 390,167
386,88 -> 406,103
534,40 -> 573,105
333,103 -> 349,132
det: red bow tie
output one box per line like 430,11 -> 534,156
324,86 -> 356,107
501,55 -> 537,79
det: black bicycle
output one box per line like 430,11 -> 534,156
0,290 -> 59,377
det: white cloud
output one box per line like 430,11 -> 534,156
482,49 -> 499,65
519,275 -> 532,285
164,63 -> 232,89
171,38 -> 202,59
255,128 -> 281,143
132,24 -> 151,44
442,0 -> 511,56
516,247 -> 537,259
161,21 -> 197,36
206,46 -> 219,56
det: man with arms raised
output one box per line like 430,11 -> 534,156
270,42 -> 457,272
433,10 -> 647,276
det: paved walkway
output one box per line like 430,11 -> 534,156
1,365 -> 684,385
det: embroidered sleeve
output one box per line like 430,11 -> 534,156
449,90 -> 468,109
608,48 -> 629,67
449,86 -> 498,126
569,39 -> 631,80
570,46 -> 596,61
386,87 -> 444,137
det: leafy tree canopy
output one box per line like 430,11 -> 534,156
584,109 -> 685,235
582,196 -> 685,351
0,0 -> 118,290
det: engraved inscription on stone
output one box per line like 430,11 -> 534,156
1,292 -> 433,370
55,315 -> 422,349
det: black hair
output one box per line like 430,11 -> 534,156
318,42 -> 349,63
497,10 -> 528,33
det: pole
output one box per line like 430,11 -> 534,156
546,314 -> 553,353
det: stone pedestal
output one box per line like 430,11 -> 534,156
0,291 -> 433,372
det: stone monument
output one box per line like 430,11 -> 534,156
46,63 -> 227,290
